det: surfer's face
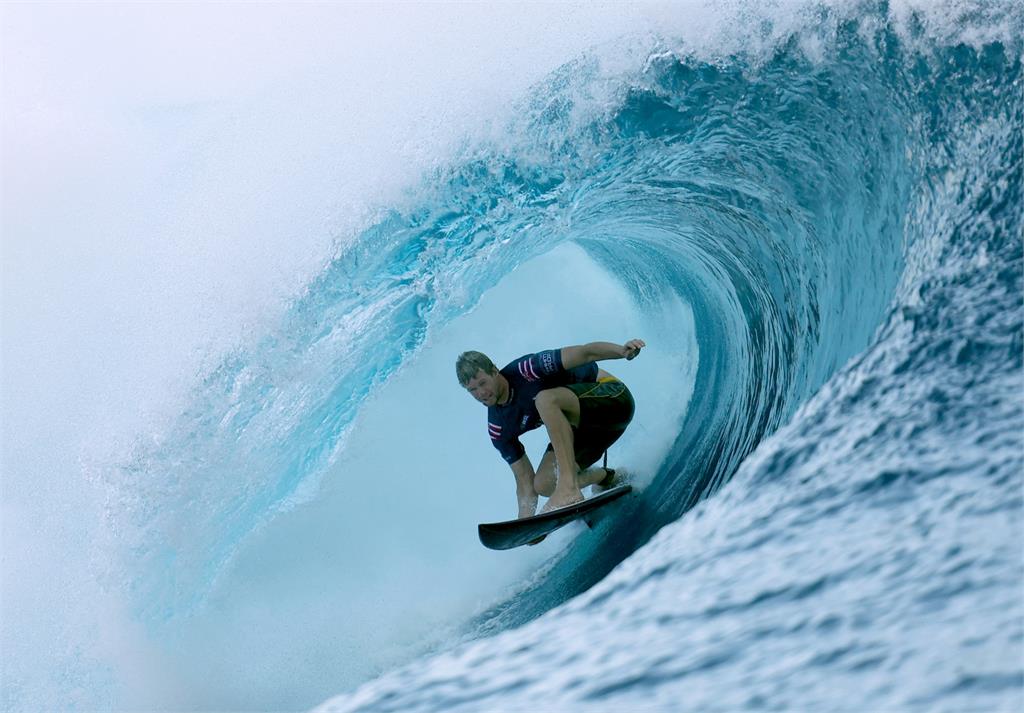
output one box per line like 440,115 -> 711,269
465,369 -> 502,406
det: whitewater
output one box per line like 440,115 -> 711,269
1,2 -> 1021,711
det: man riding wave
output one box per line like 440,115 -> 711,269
457,340 -> 644,517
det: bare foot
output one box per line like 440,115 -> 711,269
591,468 -> 618,494
541,489 -> 584,513
593,465 -> 630,493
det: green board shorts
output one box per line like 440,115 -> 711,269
545,378 -> 636,469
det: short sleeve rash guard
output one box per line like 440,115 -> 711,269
487,348 -> 599,464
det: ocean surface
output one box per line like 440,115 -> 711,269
2,2 -> 1021,711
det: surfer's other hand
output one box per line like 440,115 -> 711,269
623,339 -> 645,360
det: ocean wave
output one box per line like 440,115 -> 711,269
77,2 -> 1024,710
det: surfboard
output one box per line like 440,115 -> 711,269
477,484 -> 633,550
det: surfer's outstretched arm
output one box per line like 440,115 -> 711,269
510,456 -> 539,519
560,340 -> 645,370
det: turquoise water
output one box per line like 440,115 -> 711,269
3,2 -> 1021,711
316,6 -> 1023,712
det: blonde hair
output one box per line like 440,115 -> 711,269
456,351 -> 497,386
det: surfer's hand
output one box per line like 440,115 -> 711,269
623,339 -> 645,360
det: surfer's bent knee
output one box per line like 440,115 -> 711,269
534,387 -> 581,425
534,473 -> 555,497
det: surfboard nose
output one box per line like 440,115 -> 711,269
477,485 -> 633,550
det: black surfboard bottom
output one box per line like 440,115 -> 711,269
477,484 -> 633,550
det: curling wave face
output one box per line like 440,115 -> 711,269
83,3 -> 1022,711
314,6 -> 1023,713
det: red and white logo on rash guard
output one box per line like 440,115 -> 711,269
488,423 -> 502,440
518,358 -> 540,382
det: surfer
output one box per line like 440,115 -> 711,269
457,340 -> 644,518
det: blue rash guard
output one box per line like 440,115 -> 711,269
487,348 -> 598,464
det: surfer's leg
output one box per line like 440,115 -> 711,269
536,382 -> 634,511
565,380 -> 635,491
533,448 -> 557,497
538,443 -> 609,491
535,387 -> 585,511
